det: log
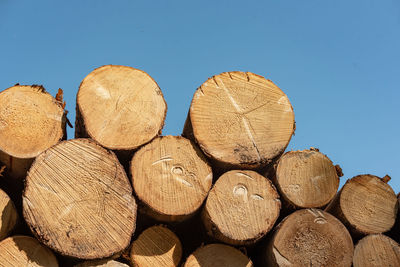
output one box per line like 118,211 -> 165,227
325,174 -> 398,237
75,260 -> 129,267
387,193 -> 400,243
0,188 -> 18,241
202,170 -> 280,245
76,65 -> 167,152
23,139 -> 137,259
131,136 -> 212,222
0,84 -> 66,179
272,148 -> 341,209
183,243 -> 253,267
183,71 -> 295,170
0,235 -> 58,266
353,234 -> 400,267
263,209 -> 353,267
130,225 -> 182,267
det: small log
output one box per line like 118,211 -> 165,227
75,259 -> 129,267
202,170 -> 280,245
130,225 -> 182,267
325,174 -> 398,237
0,188 -> 18,241
0,84 -> 66,179
263,209 -> 353,267
353,234 -> 400,267
23,139 -> 137,259
76,65 -> 167,152
272,149 -> 340,209
183,243 -> 253,267
0,235 -> 58,266
131,136 -> 212,222
183,71 -> 295,170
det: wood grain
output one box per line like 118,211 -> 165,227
0,188 -> 18,241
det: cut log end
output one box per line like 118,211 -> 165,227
184,243 -> 253,267
353,234 -> 400,267
76,65 -> 167,150
131,136 -> 212,222
23,139 -> 137,259
184,71 -> 294,169
75,259 -> 129,267
264,209 -> 353,267
275,149 -> 340,209
0,189 -> 18,241
130,225 -> 182,267
0,235 -> 59,266
0,84 -> 66,158
203,170 -> 280,245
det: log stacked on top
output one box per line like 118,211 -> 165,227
0,65 -> 398,266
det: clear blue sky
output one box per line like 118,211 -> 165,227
1,1 -> 399,192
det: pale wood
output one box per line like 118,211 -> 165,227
273,148 -> 340,209
76,65 -> 167,150
0,235 -> 58,267
75,260 -> 129,267
0,84 -> 66,179
131,136 -> 212,222
23,139 -> 137,259
202,170 -> 280,245
183,71 -> 295,170
130,225 -> 182,267
353,234 -> 400,267
0,188 -> 18,241
184,243 -> 253,267
325,174 -> 398,236
263,209 -> 353,267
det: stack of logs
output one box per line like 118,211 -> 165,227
0,65 -> 399,267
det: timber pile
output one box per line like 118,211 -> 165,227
0,65 -> 399,267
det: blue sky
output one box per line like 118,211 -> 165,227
1,1 -> 399,192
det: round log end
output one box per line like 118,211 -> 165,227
188,71 -> 294,169
0,84 -> 65,158
0,189 -> 18,241
76,65 -> 167,150
203,170 -> 280,245
130,225 -> 182,267
184,243 -> 253,267
75,259 -> 129,267
23,139 -> 137,259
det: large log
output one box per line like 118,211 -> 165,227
202,170 -> 280,245
0,188 -> 18,241
325,174 -> 397,237
130,225 -> 182,267
353,234 -> 400,267
271,148 -> 341,210
0,84 -> 66,179
183,71 -> 295,170
0,235 -> 59,266
263,209 -> 353,267
183,243 -> 253,267
23,139 -> 137,259
76,65 -> 167,153
131,136 -> 212,222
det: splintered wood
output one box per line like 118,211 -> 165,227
22,139 -> 137,259
76,65 -> 167,151
131,136 -> 212,222
202,170 -> 280,245
183,71 -> 294,170
0,189 -> 18,241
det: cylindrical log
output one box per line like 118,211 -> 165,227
353,234 -> 400,267
202,170 -> 280,245
0,84 -> 66,179
75,260 -> 129,267
263,209 -> 353,267
130,225 -> 182,267
23,139 -> 137,259
272,148 -> 341,209
387,193 -> 400,243
0,188 -> 18,241
184,243 -> 253,267
76,65 -> 167,152
131,136 -> 212,222
325,174 -> 398,237
0,235 -> 59,266
183,71 -> 295,170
